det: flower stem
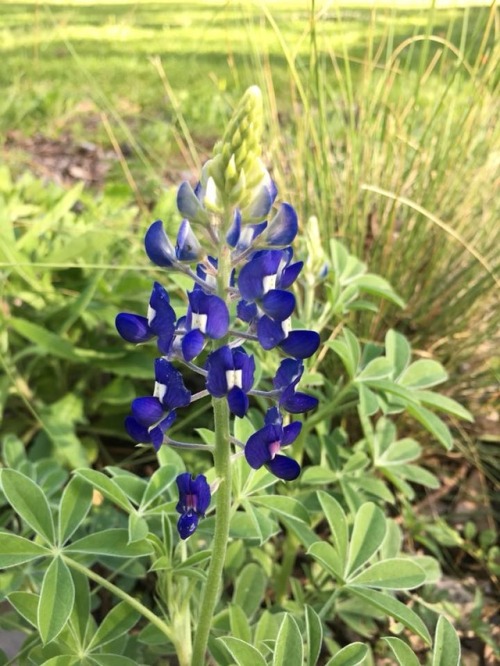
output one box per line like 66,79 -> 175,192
191,396 -> 231,664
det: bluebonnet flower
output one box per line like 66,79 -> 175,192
124,359 -> 191,451
206,346 -> 255,417
115,282 -> 176,355
176,473 -> 211,539
116,86 -> 320,539
244,407 -> 301,480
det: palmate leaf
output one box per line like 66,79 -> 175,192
346,503 -> 386,576
74,469 -> 133,512
233,563 -> 267,618
88,601 -> 140,650
8,591 -> 39,628
0,469 -> 55,544
347,558 -> 426,590
229,603 -> 252,643
38,556 -> 75,644
273,614 -> 303,666
383,637 -> 420,666
64,529 -> 154,558
0,532 -> 49,568
325,642 -> 368,666
58,475 -> 94,544
305,605 -> 323,666
432,615 -> 461,666
216,637 -> 267,666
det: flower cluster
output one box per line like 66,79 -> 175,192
116,87 -> 319,539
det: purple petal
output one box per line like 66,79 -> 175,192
205,295 -> 230,338
280,331 -> 320,359
176,472 -> 193,509
177,181 -> 204,220
232,349 -> 255,392
267,455 -> 301,481
191,475 -> 211,515
279,261 -> 303,289
257,316 -> 287,350
124,416 -> 151,443
237,250 -> 282,301
144,220 -> 176,267
181,329 -> 205,362
245,425 -> 275,469
235,221 -> 267,253
131,397 -> 164,426
176,219 -> 201,261
115,313 -> 153,344
264,406 -> 282,427
242,183 -> 273,220
261,289 -> 295,321
227,386 -> 249,418
281,421 -> 302,446
206,346 -> 233,397
154,359 -> 191,409
274,358 -> 304,391
237,299 -> 258,323
149,282 -> 176,338
266,203 -> 298,246
177,512 -> 199,539
226,209 -> 241,247
281,388 -> 318,414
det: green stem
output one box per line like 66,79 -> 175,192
191,396 -> 232,664
62,555 -> 174,642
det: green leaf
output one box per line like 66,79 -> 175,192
88,656 -> 137,666
8,317 -> 80,361
416,391 -> 473,422
38,556 -> 75,644
348,587 -> 431,644
74,469 -> 132,512
216,637 -> 266,666
64,529 -> 154,558
229,604 -> 252,643
128,513 -> 149,543
40,658 -> 79,666
383,637 -> 420,666
325,642 -> 368,666
69,570 -> 90,643
58,476 -> 94,544
407,404 -> 453,449
305,605 -> 323,666
346,503 -> 386,575
273,614 -> 303,666
140,465 -> 178,509
348,558 -> 426,589
2,434 -> 26,469
376,438 -> 421,466
327,340 -> 356,379
7,591 -> 39,627
356,357 -> 393,382
351,274 -> 405,308
317,492 -> 348,574
308,541 -> 345,580
400,360 -> 448,389
233,563 -> 267,618
0,469 -> 55,543
385,330 -> 411,380
88,601 -> 140,650
0,532 -> 49,568
249,495 -> 310,524
432,615 -> 461,666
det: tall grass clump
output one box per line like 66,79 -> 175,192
248,2 -> 499,403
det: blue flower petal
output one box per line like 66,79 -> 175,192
264,406 -> 282,427
177,512 -> 199,539
235,221 -> 267,253
115,313 -> 153,344
237,299 -> 258,323
181,328 -> 205,362
226,209 -> 241,247
243,183 -> 273,220
245,424 -> 275,469
227,386 -> 249,418
191,475 -> 211,515
206,346 -> 232,397
257,316 -> 287,350
238,250 -> 282,301
154,359 -> 191,409
281,388 -> 318,414
279,261 -> 303,289
124,416 -> 151,443
232,349 -> 255,392
280,330 -> 320,359
176,219 -> 201,261
267,455 -> 301,480
261,289 -> 295,321
281,421 -> 302,446
266,203 -> 298,246
177,181 -> 204,220
149,282 -> 176,338
144,220 -> 176,267
131,396 -> 164,426
274,358 -> 304,391
205,295 -> 230,339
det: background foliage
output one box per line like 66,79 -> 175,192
0,1 -> 498,664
